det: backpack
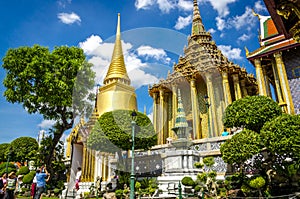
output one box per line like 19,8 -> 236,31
7,178 -> 16,190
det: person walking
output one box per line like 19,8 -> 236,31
0,173 -> 7,199
6,172 -> 17,199
75,167 -> 82,191
34,166 -> 50,199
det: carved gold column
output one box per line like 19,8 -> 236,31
172,84 -> 177,139
271,59 -> 287,112
153,92 -> 158,135
105,155 -> 109,182
190,79 -> 201,139
232,73 -> 242,100
240,79 -> 248,97
159,89 -> 165,144
164,92 -> 169,141
91,150 -> 95,181
206,73 -> 218,137
221,70 -> 232,106
274,52 -> 295,114
101,154 -> 106,181
81,146 -> 87,182
254,59 -> 267,96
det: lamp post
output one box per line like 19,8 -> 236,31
130,110 -> 137,199
204,95 -> 211,138
6,147 -> 12,174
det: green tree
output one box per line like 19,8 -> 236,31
2,45 -> 95,168
10,137 -> 38,164
223,96 -> 282,132
220,129 -> 263,171
0,143 -> 11,162
87,110 -> 157,162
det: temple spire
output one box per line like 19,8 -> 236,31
103,13 -> 130,85
191,0 -> 205,36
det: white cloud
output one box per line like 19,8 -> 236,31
38,120 -> 56,129
135,0 -> 156,10
174,15 -> 192,30
254,0 -> 267,12
177,0 -> 193,11
216,16 -> 226,31
216,7 -> 257,31
57,12 -> 81,24
137,45 -> 169,62
203,0 -> 237,17
79,35 -> 103,55
207,28 -> 216,34
228,7 -> 257,30
238,33 -> 251,42
135,0 -> 191,13
157,0 -> 175,13
218,45 -> 242,60
79,35 -> 162,89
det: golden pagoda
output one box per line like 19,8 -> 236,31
149,0 -> 257,144
67,13 -> 137,183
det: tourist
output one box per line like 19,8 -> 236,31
30,175 -> 37,199
75,167 -> 82,191
6,172 -> 18,199
221,129 -> 229,136
34,166 -> 50,199
0,173 -> 7,199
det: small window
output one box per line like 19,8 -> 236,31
293,67 -> 300,78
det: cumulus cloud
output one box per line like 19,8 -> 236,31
202,0 -> 237,17
135,0 -> 192,13
254,0 -> 267,12
216,16 -> 226,31
207,28 -> 216,34
218,45 -> 242,60
137,45 -> 170,63
238,33 -> 251,42
79,35 -> 165,89
135,0 -> 156,10
38,120 -> 56,129
174,15 -> 192,30
58,12 -> 81,24
178,0 -> 193,11
216,7 -> 257,31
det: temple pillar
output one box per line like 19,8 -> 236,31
190,79 -> 201,139
159,89 -> 165,144
274,52 -> 295,114
164,92 -> 169,142
232,73 -> 242,100
271,59 -> 287,112
172,84 -> 177,139
101,154 -> 106,181
240,79 -> 248,97
254,59 -> 268,96
153,92 -> 158,135
221,70 -> 232,106
206,73 -> 218,137
81,146 -> 87,181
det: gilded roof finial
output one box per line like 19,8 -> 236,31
252,9 -> 261,19
103,13 -> 130,85
192,0 -> 205,36
244,46 -> 249,56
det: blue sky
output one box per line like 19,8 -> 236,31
0,0 -> 270,144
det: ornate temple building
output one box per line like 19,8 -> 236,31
66,14 -> 137,184
246,11 -> 300,114
66,0 -> 260,188
149,0 -> 257,144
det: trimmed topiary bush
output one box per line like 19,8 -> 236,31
16,166 -> 30,176
22,170 -> 36,184
181,176 -> 195,187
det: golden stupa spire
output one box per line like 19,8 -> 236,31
103,13 -> 130,85
192,0 -> 205,36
